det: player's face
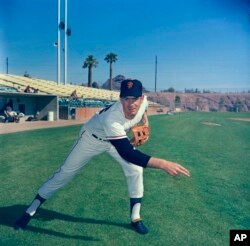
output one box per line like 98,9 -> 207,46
121,96 -> 144,119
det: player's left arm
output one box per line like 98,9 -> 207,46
110,138 -> 151,168
109,138 -> 190,177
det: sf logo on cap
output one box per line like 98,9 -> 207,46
127,81 -> 133,89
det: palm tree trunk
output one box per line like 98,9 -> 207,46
88,67 -> 92,87
109,62 -> 112,91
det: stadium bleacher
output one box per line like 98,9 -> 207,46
0,74 -> 120,101
0,74 -> 160,114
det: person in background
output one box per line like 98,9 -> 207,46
4,105 -> 18,123
24,85 -> 32,93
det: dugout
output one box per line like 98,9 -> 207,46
0,92 -> 58,121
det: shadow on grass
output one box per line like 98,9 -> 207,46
0,204 -> 132,241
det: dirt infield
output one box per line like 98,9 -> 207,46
201,117 -> 250,126
0,120 -> 85,134
230,118 -> 250,122
201,121 -> 222,126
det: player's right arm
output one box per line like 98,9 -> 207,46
147,157 -> 190,177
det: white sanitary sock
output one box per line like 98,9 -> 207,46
26,199 -> 41,216
131,203 -> 141,222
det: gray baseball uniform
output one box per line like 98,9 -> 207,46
38,96 -> 149,199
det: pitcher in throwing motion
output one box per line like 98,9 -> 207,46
14,79 -> 190,235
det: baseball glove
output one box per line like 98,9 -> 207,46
130,125 -> 150,146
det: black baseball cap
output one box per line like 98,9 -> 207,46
120,79 -> 143,98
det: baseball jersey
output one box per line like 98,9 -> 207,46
83,96 -> 149,140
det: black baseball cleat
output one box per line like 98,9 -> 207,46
14,212 -> 32,230
131,219 -> 149,235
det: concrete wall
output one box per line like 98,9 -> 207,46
58,105 -> 169,122
75,105 -> 169,119
76,107 -> 100,121
59,106 -> 101,121
37,96 -> 58,120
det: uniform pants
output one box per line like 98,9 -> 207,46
38,129 -> 144,199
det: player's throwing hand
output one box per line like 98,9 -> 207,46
147,157 -> 190,177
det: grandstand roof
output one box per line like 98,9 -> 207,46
0,74 -> 120,100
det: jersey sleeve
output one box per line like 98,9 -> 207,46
109,138 -> 151,167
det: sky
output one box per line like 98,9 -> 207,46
0,0 -> 250,92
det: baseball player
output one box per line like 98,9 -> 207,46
14,79 -> 190,235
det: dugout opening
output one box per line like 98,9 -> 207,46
0,92 -> 58,121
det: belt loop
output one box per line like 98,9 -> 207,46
92,134 -> 109,142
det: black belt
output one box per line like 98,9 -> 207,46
92,134 -> 109,142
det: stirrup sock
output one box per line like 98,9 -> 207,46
26,194 -> 46,216
130,198 -> 142,221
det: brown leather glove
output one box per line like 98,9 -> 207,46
130,125 -> 150,146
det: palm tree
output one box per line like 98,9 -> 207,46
104,53 -> 118,90
82,55 -> 98,87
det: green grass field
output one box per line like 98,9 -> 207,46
0,112 -> 249,246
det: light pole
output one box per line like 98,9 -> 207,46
57,0 -> 61,84
154,55 -> 157,92
57,0 -> 70,85
64,0 -> 68,85
6,57 -> 8,74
